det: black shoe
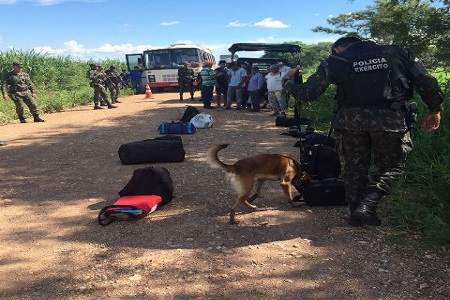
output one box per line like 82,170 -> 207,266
115,100 -> 121,103
108,105 -> 117,109
33,117 -> 45,122
348,215 -> 363,227
94,106 -> 104,110
19,119 -> 27,123
353,204 -> 382,226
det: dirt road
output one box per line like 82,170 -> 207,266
0,92 -> 448,299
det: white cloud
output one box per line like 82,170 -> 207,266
160,21 -> 179,26
226,21 -> 248,27
29,40 -> 155,60
0,0 -> 18,4
253,18 -> 290,28
248,36 -> 276,43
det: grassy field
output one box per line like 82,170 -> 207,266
1,50 -> 449,247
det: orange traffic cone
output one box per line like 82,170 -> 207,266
144,83 -> 154,99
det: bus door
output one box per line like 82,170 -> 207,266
125,54 -> 143,71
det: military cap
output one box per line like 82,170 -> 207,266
13,61 -> 23,67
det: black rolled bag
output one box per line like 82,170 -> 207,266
118,135 -> 185,165
293,178 -> 346,206
275,115 -> 312,127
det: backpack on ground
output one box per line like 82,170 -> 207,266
294,133 -> 341,179
179,105 -> 201,122
292,131 -> 346,206
98,166 -> 174,225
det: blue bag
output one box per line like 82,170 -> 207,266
158,121 -> 196,134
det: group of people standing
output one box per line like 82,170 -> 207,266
86,64 -> 121,110
185,59 -> 293,113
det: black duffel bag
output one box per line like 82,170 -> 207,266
275,115 -> 312,127
118,135 -> 185,165
292,178 -> 346,206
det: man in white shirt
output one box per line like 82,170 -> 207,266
265,64 -> 287,116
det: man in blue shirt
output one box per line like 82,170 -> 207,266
226,62 -> 247,110
129,66 -> 143,94
247,66 -> 265,112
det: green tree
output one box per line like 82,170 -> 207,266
313,0 -> 450,70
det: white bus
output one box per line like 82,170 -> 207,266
125,44 -> 216,92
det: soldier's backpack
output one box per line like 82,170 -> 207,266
292,133 -> 346,206
295,133 -> 341,179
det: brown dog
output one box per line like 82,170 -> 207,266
207,144 -> 301,224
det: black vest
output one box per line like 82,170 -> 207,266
327,41 -> 413,107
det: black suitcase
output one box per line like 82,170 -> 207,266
118,135 -> 185,165
293,178 -> 346,206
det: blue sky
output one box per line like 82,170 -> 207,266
0,0 -> 375,61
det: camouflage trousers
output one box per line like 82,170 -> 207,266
10,91 -> 40,118
109,83 -> 120,103
93,84 -> 111,106
178,80 -> 194,98
335,129 -> 413,206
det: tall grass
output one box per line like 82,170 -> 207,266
289,73 -> 450,247
0,49 -> 132,123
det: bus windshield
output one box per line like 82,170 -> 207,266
144,49 -> 201,69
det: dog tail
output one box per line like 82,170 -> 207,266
206,144 -> 234,171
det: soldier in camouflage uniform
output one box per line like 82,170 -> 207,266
87,64 -> 107,106
105,66 -> 123,104
177,61 -> 195,101
89,65 -> 116,110
1,62 -> 45,123
283,37 -> 444,226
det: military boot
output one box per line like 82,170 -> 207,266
94,105 -> 104,110
348,202 -> 362,227
353,189 -> 384,226
33,114 -> 45,122
19,116 -> 27,123
108,104 -> 117,109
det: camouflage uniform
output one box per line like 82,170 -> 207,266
87,65 -> 106,106
105,67 -> 122,104
284,40 -> 444,225
89,67 -> 115,109
177,63 -> 195,101
1,63 -> 45,122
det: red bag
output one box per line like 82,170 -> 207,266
98,195 -> 162,226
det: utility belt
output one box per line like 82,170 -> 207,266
339,101 -> 418,130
